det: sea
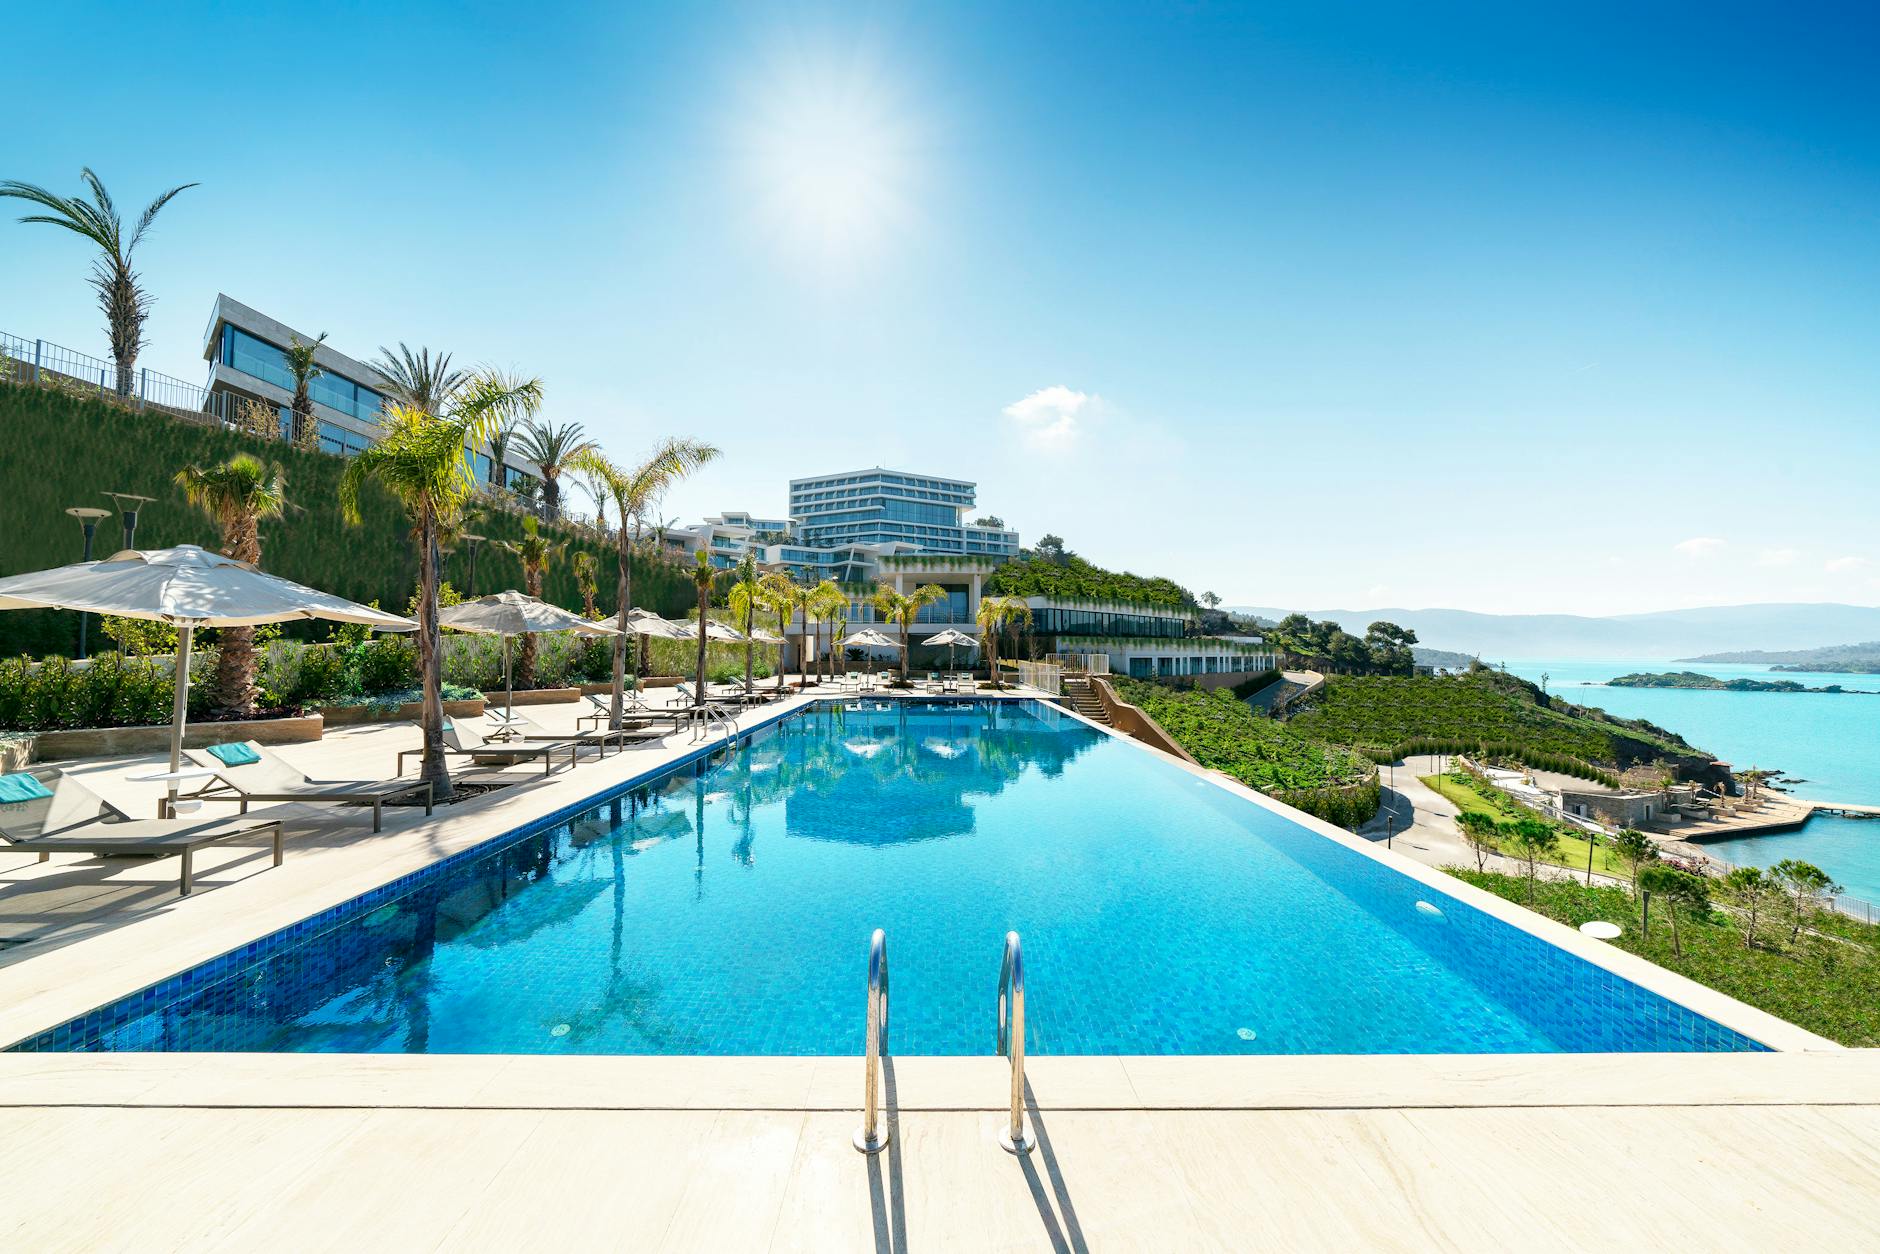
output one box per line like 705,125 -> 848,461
1499,659 -> 1880,905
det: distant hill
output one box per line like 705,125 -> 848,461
1681,641 -> 1880,674
1232,604 -> 1880,661
1413,646 -> 1478,671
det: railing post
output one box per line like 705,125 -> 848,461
32,339 -> 42,384
138,367 -> 148,410
854,928 -> 890,1153
996,930 -> 1034,1153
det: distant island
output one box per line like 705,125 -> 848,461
1608,670 -> 1874,694
1678,641 -> 1880,673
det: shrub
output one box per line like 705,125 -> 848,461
0,652 -> 181,731
292,644 -> 352,705
355,636 -> 417,694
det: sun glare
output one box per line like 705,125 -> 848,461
730,34 -> 926,271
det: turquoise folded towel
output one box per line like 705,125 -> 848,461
205,742 -> 261,767
0,772 -> 53,802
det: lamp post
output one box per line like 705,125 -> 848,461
461,533 -> 485,598
104,491 -> 156,552
64,506 -> 112,659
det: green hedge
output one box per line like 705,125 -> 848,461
0,381 -> 693,658
984,554 -> 1196,610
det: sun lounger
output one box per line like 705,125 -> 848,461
578,691 -> 688,733
396,718 -> 581,779
0,766 -> 283,896
179,741 -> 432,833
483,709 -> 665,757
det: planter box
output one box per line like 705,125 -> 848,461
481,687 -> 579,706
318,697 -> 486,727
33,713 -> 325,761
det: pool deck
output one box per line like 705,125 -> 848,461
5,1051 -> 1880,1249
4,689 -> 1880,1247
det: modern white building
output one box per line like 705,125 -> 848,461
199,294 -> 538,486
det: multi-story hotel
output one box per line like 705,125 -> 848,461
199,294 -> 538,486
670,469 -> 1273,681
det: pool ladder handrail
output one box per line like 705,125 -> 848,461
853,927 -> 891,1153
995,930 -> 1035,1153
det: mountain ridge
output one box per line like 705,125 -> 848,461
1233,603 -> 1880,660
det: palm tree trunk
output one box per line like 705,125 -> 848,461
210,511 -> 266,716
543,474 -> 561,522
518,567 -> 541,688
417,505 -> 453,801
695,595 -> 709,708
900,617 -> 912,684
612,528 -> 630,727
104,267 -> 139,399
743,602 -> 753,693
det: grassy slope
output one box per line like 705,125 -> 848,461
1422,772 -> 1626,877
1287,670 -> 1696,766
1113,678 -> 1372,792
1452,870 -> 1880,1047
0,383 -> 693,657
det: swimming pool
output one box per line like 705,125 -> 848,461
13,700 -> 1766,1055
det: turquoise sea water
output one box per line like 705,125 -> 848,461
1502,660 -> 1880,902
15,701 -> 1761,1055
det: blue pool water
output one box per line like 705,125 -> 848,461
15,701 -> 1766,1055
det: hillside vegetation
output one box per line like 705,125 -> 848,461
1113,678 -> 1379,826
0,383 -> 693,657
985,553 -> 1195,609
1286,669 -> 1702,773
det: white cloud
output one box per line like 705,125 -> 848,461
1825,555 -> 1870,573
1754,546 -> 1801,567
1002,385 -> 1091,447
1673,536 -> 1726,558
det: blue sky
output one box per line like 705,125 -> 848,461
6,1 -> 1878,615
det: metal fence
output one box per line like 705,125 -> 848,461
0,330 -> 224,418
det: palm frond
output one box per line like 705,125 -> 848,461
126,182 -> 199,253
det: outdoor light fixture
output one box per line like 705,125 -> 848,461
64,506 -> 112,658
103,491 -> 156,552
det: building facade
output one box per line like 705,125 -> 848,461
199,294 -> 537,485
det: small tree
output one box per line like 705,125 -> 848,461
1638,865 -> 1709,956
1718,866 -> 1777,949
572,550 -> 600,619
174,453 -> 287,715
1505,818 -> 1558,903
874,583 -> 946,686
726,553 -> 761,694
1456,811 -> 1500,873
501,517 -> 561,688
1609,828 -> 1659,890
975,594 -> 1032,691
283,332 -> 329,452
1771,859 -> 1840,943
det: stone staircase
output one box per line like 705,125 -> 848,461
1062,676 -> 1112,725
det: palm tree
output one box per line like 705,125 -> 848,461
578,467 -> 612,535
689,553 -> 716,707
757,571 -> 800,693
502,516 -> 562,688
486,412 -> 522,490
283,332 -> 329,451
514,419 -> 596,522
976,595 -> 1032,691
572,550 -> 600,618
339,373 -> 544,800
0,169 -> 197,396
174,454 -> 286,715
808,580 -> 848,681
572,440 -> 720,727
370,343 -> 469,414
727,554 -> 762,693
873,583 -> 947,686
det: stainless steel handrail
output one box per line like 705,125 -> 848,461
854,928 -> 891,1153
995,930 -> 1035,1153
